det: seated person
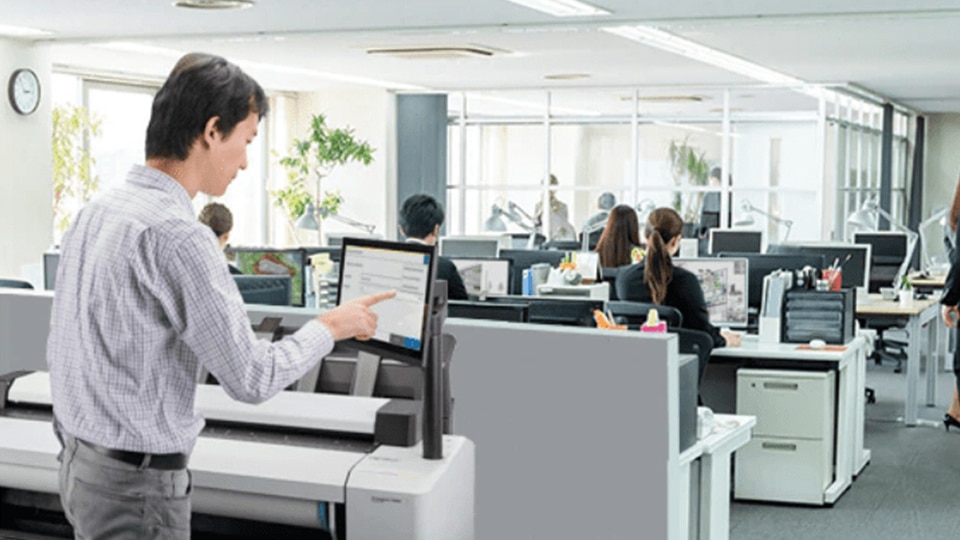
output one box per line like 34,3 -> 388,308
399,194 -> 469,300
198,202 -> 242,275
582,191 -> 617,232
616,207 -> 740,348
595,204 -> 643,269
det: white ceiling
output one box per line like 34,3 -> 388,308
7,0 -> 960,113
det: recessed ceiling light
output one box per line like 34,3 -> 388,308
173,0 -> 255,10
620,94 -> 704,102
543,73 -> 590,80
0,24 -> 54,38
504,0 -> 610,17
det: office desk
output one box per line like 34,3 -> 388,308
712,336 -> 868,504
856,293 -> 942,427
908,272 -> 946,294
696,414 -> 755,540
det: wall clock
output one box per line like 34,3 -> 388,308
8,68 -> 40,115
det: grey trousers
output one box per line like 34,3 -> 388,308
58,436 -> 192,540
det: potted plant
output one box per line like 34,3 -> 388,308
668,137 -> 710,223
52,104 -> 101,239
273,113 -> 375,240
898,274 -> 913,306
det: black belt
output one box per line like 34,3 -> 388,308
78,439 -> 188,471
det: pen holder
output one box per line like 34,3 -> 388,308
821,268 -> 842,291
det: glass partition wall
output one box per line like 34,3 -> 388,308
445,85 -> 914,245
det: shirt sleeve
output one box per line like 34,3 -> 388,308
673,270 -> 727,348
151,226 -> 334,404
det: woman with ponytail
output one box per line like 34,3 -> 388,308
616,207 -> 740,348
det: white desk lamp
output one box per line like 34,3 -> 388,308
846,198 -> 918,291
734,200 -> 793,242
296,201 -> 376,235
491,201 -> 542,250
917,206 -> 949,272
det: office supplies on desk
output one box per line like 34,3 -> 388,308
759,271 -> 791,343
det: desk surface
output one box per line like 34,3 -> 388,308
855,293 -> 940,317
712,335 -> 866,362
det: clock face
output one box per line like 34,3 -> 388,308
8,69 -> 40,115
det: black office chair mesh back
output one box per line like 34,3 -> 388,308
672,328 -> 714,383
606,300 -> 683,330
0,279 -> 34,290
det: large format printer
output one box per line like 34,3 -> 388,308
0,370 -> 474,539
0,289 -> 474,539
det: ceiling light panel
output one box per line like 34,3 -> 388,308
504,0 -> 610,18
0,24 -> 54,38
173,0 -> 254,10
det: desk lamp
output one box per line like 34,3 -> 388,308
734,200 -> 793,241
917,206 -> 949,273
635,199 -> 656,227
483,204 -> 508,232
846,198 -> 918,291
490,200 -> 542,249
296,201 -> 376,234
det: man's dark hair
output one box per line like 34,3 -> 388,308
399,194 -> 445,239
146,52 -> 268,160
198,202 -> 233,238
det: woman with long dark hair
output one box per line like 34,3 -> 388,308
616,207 -> 740,348
595,204 -> 642,268
940,178 -> 960,430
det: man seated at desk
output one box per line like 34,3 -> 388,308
399,193 -> 469,300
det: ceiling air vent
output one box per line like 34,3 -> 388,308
366,46 -> 498,60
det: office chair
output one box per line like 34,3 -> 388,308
607,300 -> 683,330
0,278 -> 34,289
600,266 -> 622,301
672,328 -> 714,385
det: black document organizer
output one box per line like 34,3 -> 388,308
783,289 -> 856,345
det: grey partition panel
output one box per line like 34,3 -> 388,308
445,319 -> 676,540
0,290 -> 53,373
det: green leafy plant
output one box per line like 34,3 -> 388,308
668,137 -> 711,222
52,104 -> 102,235
273,114 -> 375,228
900,274 -> 912,290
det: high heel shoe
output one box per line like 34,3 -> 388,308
943,413 -> 960,432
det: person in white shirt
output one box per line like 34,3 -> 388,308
48,52 -> 394,539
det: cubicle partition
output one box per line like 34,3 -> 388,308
444,319 -> 687,540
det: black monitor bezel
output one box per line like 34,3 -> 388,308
708,229 -> 763,255
225,247 -> 308,307
449,257 -> 512,297
335,237 -> 437,364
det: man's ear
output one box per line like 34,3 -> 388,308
432,224 -> 441,237
203,116 -> 222,146
398,225 -> 407,237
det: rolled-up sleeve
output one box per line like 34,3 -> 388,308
154,227 -> 334,403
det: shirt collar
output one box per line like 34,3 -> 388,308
126,164 -> 195,221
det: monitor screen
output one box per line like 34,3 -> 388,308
438,236 -> 502,258
673,257 -> 749,327
336,238 -> 436,362
497,249 -> 567,294
448,300 -> 529,323
853,232 -> 908,264
767,243 -> 871,293
717,252 -> 825,311
451,258 -> 511,297
708,229 -> 763,255
228,248 -> 306,306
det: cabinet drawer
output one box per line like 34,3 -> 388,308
734,436 -> 833,505
736,369 -> 835,440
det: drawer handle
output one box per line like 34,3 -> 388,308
762,382 -> 799,391
761,442 -> 798,451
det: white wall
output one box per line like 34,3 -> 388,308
292,88 -> 397,243
0,40 -> 52,281
924,114 -> 960,219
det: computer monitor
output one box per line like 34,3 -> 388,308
484,295 -> 603,327
497,249 -> 567,295
716,252 -> 825,312
336,237 -> 436,363
438,236 -> 504,258
227,248 -> 307,307
853,232 -> 908,292
448,300 -> 529,323
450,258 -> 511,297
767,243 -> 871,295
673,257 -> 749,328
233,275 -> 292,306
708,229 -> 763,255
43,251 -> 59,290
